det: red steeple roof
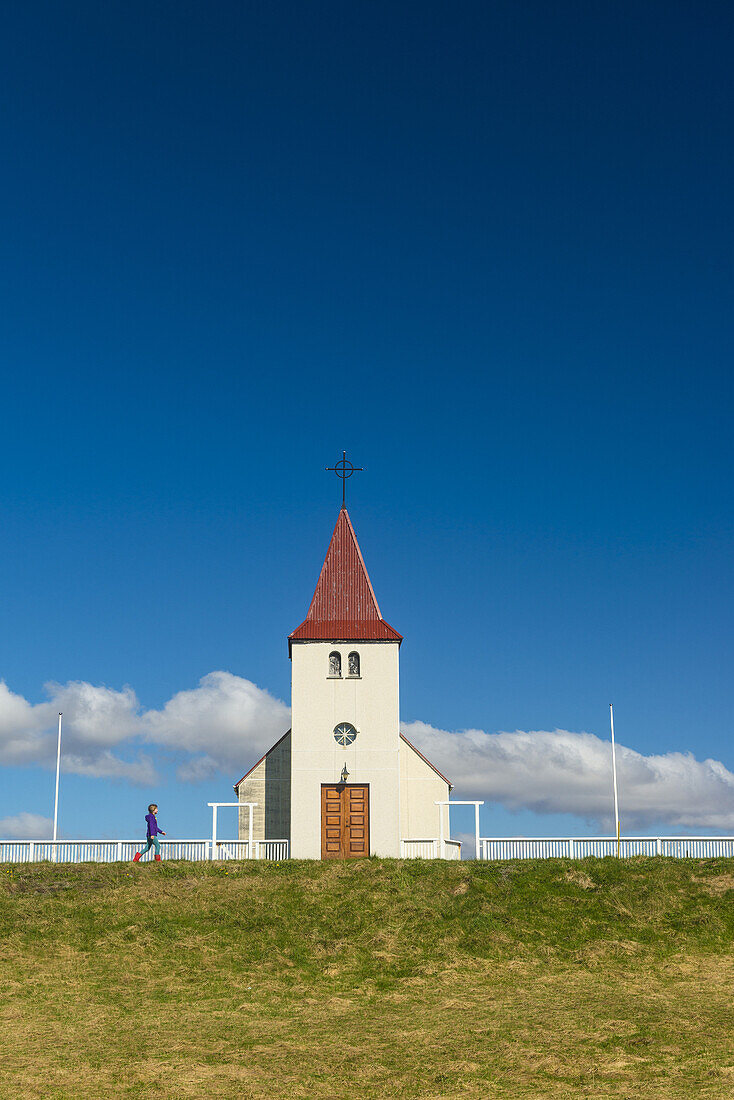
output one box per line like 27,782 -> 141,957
289,508 -> 402,646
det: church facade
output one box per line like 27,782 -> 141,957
234,506 -> 452,859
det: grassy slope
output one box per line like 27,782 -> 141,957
1,858 -> 733,1099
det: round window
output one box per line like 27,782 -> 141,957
333,722 -> 357,747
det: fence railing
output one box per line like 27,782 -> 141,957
210,840 -> 288,860
0,839 -> 289,864
212,840 -> 250,860
256,839 -> 289,860
401,839 -> 438,859
479,836 -> 734,860
400,838 -> 463,859
5,835 -> 731,864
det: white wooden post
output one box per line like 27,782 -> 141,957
117,840 -> 122,862
656,837 -> 662,856
248,804 -> 254,859
435,800 -> 485,859
207,802 -> 256,859
610,704 -> 621,857
28,841 -> 34,863
52,712 -> 62,863
569,837 -> 575,859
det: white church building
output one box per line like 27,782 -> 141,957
234,505 -> 455,859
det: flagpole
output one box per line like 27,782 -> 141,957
609,703 -> 620,856
52,712 -> 62,859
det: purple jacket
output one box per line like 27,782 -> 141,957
145,812 -> 161,837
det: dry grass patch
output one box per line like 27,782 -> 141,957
691,873 -> 734,896
564,867 -> 595,889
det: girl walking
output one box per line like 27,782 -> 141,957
133,803 -> 166,862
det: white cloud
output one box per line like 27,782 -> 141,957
0,812 -> 53,840
3,670 -> 733,833
0,678 -> 152,783
60,750 -> 158,784
401,721 -> 734,831
143,671 -> 290,776
0,681 -> 56,766
48,681 -> 141,747
0,673 -> 289,786
175,754 -> 221,783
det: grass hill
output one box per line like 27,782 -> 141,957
1,857 -> 733,1099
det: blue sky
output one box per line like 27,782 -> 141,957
1,2 -> 732,847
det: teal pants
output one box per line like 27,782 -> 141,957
138,835 -> 161,858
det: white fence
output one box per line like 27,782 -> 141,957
479,836 -> 734,860
0,839 -> 289,864
401,839 -> 438,859
3,837 -> 449,863
5,835 -> 731,864
254,839 -> 289,860
400,839 -> 462,860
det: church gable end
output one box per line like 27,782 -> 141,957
399,733 -> 453,847
399,733 -> 453,788
235,730 -> 291,844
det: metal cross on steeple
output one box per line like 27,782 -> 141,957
326,450 -> 363,508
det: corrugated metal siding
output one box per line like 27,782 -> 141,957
289,508 -> 402,643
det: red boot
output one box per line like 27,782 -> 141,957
155,854 -> 162,861
133,853 -> 141,862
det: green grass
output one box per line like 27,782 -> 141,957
1,857 -> 733,1098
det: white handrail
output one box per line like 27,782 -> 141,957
0,838 -> 289,863
2,835 -> 732,864
478,836 -> 734,860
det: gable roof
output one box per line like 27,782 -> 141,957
289,507 -> 402,647
399,733 -> 453,789
233,729 -> 291,791
233,730 -> 452,791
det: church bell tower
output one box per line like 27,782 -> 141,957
288,505 -> 403,859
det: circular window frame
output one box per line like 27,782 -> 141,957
333,722 -> 357,747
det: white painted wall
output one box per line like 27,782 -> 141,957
399,739 -> 450,842
290,640 -> 401,858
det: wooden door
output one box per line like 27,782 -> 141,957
321,784 -> 370,859
344,785 -> 369,858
